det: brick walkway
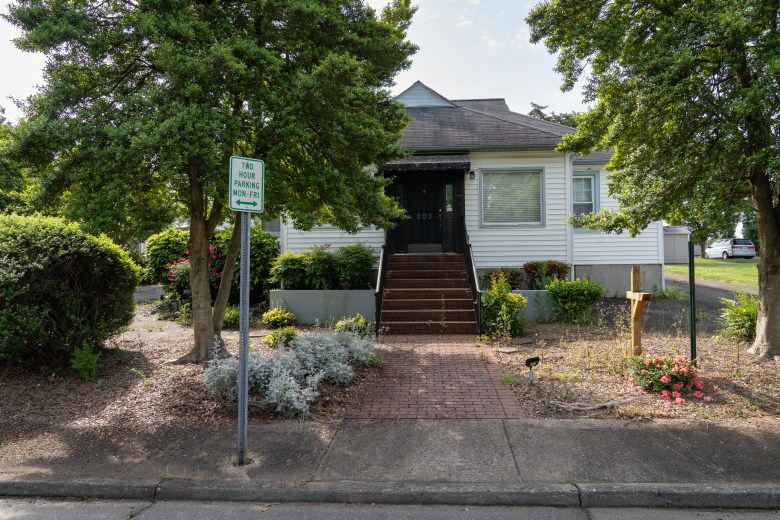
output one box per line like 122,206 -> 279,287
349,336 -> 525,419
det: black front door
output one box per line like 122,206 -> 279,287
407,183 -> 442,247
386,171 -> 464,254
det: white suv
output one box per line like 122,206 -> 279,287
704,238 -> 756,259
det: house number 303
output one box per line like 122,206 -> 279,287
416,212 -> 434,220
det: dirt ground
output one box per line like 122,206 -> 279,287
492,284 -> 780,421
1,281 -> 778,451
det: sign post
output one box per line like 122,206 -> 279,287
229,156 -> 264,465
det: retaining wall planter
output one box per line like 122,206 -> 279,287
513,290 -> 555,321
269,290 -> 375,325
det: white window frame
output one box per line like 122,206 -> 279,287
479,167 -> 546,227
572,171 -> 599,229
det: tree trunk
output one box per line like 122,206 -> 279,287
699,240 -> 707,258
211,213 -> 242,353
172,163 -> 218,364
747,173 -> 780,361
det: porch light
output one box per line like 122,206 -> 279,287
468,170 -> 476,180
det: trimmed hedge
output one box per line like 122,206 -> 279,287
0,214 -> 140,364
523,260 -> 570,289
270,244 -> 378,290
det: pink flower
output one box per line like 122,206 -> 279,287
664,402 -> 673,409
660,375 -> 671,384
672,391 -> 681,399
674,382 -> 684,391
660,390 -> 671,400
694,379 -> 704,389
680,367 -> 688,375
675,397 -> 686,405
712,385 -> 720,392
692,391 -> 704,399
645,358 -> 652,365
703,395 -> 713,402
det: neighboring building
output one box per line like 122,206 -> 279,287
279,81 -> 664,297
663,226 -> 693,263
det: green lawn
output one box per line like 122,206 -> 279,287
665,258 -> 759,288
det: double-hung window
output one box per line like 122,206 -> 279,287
481,169 -> 544,225
572,173 -> 598,219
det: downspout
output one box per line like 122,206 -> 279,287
565,152 -> 574,279
658,221 -> 666,292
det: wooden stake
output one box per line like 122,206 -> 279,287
625,265 -> 651,356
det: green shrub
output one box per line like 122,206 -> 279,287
523,260 -> 570,289
145,228 -> 189,283
481,273 -> 527,338
262,308 -> 298,328
306,246 -> 340,289
334,313 -> 372,337
482,267 -> 525,290
212,224 -> 279,303
335,244 -> 378,289
270,244 -> 378,290
546,278 -> 605,323
223,305 -> 241,330
270,252 -> 309,289
264,326 -> 298,347
71,343 -> 102,381
0,214 -> 140,364
719,292 -> 758,343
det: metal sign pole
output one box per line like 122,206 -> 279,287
236,211 -> 251,464
688,239 -> 697,364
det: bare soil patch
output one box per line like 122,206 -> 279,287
0,304 -> 384,448
492,300 -> 780,423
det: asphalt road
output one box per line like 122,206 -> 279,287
1,499 -> 779,520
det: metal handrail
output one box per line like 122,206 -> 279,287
374,244 -> 388,337
461,218 -> 482,334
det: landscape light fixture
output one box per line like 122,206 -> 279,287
525,356 -> 540,383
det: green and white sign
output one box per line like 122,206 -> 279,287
229,156 -> 264,213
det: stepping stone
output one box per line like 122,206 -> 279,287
497,347 -> 519,354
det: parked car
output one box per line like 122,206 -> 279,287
704,238 -> 756,259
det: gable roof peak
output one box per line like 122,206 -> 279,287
395,81 -> 455,107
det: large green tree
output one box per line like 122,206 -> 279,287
6,0 -> 415,362
528,0 -> 780,361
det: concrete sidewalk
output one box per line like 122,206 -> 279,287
2,418 -> 779,508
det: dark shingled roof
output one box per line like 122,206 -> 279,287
397,91 -> 575,152
573,150 -> 614,165
380,154 -> 470,172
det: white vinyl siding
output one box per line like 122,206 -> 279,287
572,167 -> 662,264
481,169 -> 543,225
466,152 -> 568,268
282,225 -> 384,255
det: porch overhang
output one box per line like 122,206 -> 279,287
379,154 -> 470,173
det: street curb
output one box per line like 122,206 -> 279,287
0,479 -> 158,500
3,479 -> 780,509
578,483 -> 780,509
155,480 -> 580,506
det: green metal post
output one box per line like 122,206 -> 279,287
688,240 -> 697,364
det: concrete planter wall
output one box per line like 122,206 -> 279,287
269,289 -> 375,325
513,290 -> 555,321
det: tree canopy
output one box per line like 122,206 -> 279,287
528,0 -> 780,358
6,0 -> 417,360
527,102 -> 581,128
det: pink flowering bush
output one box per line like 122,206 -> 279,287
628,354 -> 713,405
163,245 -> 221,304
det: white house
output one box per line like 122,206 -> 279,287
280,81 -> 664,299
280,81 -> 664,296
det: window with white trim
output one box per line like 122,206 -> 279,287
481,169 -> 543,225
572,174 -> 596,217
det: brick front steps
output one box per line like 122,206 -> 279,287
380,254 -> 478,335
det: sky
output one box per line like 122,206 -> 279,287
0,0 -> 589,123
